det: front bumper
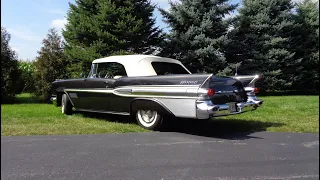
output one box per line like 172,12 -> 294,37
50,96 -> 57,106
196,96 -> 263,119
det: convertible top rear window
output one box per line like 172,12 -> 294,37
151,62 -> 190,75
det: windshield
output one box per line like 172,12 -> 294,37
88,62 -> 127,78
151,62 -> 190,75
88,63 -> 98,78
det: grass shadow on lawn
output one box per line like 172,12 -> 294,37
74,111 -> 284,139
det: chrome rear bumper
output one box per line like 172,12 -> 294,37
196,97 -> 263,119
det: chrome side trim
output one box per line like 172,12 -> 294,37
233,74 -> 260,87
129,97 -> 197,118
156,98 -> 197,118
75,108 -> 130,116
63,90 -> 75,107
64,89 -> 114,93
65,86 -> 201,99
117,85 -> 200,88
199,73 -> 213,88
129,98 -> 174,115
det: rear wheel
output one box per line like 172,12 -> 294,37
62,94 -> 73,115
136,110 -> 163,130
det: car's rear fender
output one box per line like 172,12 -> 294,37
130,98 -> 174,116
232,75 -> 261,98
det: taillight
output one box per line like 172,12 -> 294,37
254,87 -> 259,93
207,89 -> 215,96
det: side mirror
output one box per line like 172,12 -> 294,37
80,73 -> 85,78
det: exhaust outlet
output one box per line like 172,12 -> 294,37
208,105 -> 220,113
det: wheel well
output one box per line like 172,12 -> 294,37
57,92 -> 63,103
130,99 -> 174,116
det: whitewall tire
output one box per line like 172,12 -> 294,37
62,94 -> 73,115
136,110 -> 163,130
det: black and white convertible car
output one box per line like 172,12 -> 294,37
51,55 -> 263,130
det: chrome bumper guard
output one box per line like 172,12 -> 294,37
196,96 -> 263,119
50,96 -> 57,106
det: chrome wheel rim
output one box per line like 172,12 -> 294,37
137,110 -> 157,127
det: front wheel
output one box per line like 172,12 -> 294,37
136,110 -> 163,130
62,94 -> 73,115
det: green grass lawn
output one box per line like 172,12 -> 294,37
1,94 -> 149,136
219,96 -> 319,133
1,94 -> 319,136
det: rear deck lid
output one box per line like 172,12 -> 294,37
202,76 -> 247,104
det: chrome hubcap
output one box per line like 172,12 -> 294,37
138,110 -> 157,124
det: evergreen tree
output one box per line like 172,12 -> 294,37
225,0 -> 297,91
63,0 -> 163,77
158,0 -> 237,73
34,28 -> 68,101
291,0 -> 319,92
1,27 -> 20,103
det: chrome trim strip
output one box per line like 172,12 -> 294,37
113,91 -> 200,99
130,98 -> 174,115
117,85 -> 200,88
63,90 -> 75,107
199,74 -> 213,88
233,74 -> 260,87
75,108 -> 130,115
156,98 -> 197,118
65,87 -> 201,99
115,86 -> 199,99
64,89 -> 114,93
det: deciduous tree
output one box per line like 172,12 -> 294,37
1,27 -> 20,103
34,28 -> 68,101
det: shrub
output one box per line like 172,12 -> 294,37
33,28 -> 68,102
16,61 -> 36,94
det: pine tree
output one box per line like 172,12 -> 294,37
291,0 -> 319,92
63,0 -> 163,77
225,0 -> 297,91
34,28 -> 68,101
1,27 -> 20,103
158,0 -> 237,73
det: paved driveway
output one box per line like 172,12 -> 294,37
1,132 -> 319,180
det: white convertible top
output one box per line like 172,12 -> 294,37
92,54 -> 191,77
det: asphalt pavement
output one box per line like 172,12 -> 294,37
1,131 -> 319,180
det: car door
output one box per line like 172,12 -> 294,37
72,62 -> 128,112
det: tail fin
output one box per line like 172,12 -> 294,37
232,74 -> 261,96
